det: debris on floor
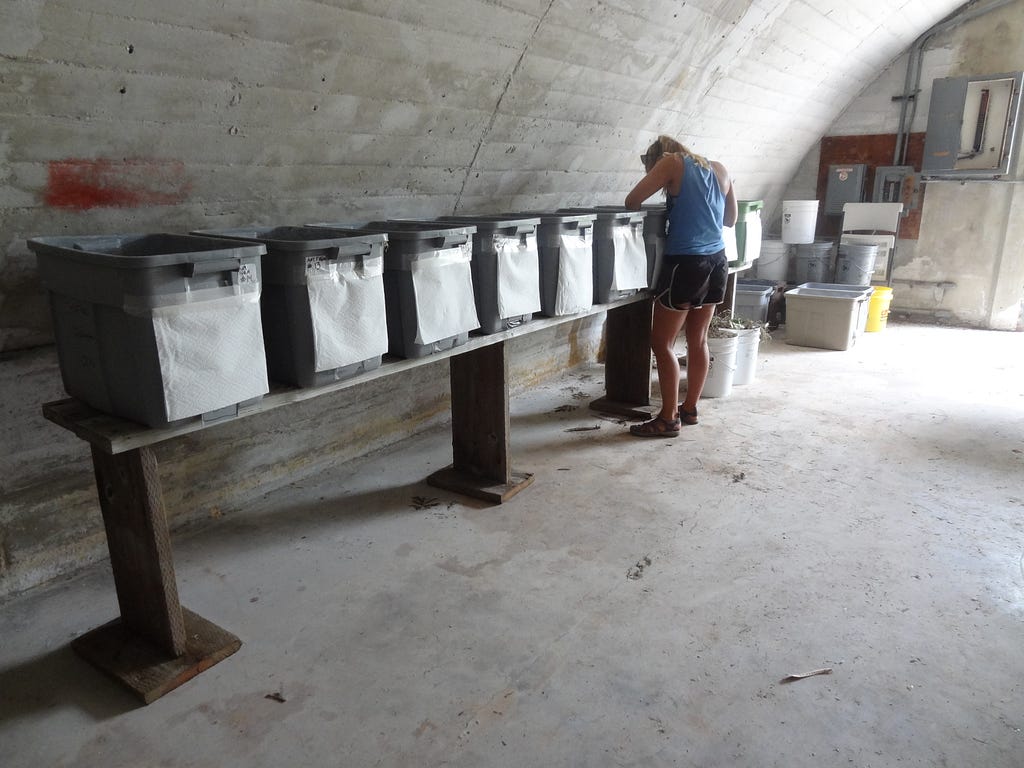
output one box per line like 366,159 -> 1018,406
627,555 -> 653,580
410,496 -> 440,510
779,668 -> 833,684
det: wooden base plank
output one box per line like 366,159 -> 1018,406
427,466 -> 535,504
71,607 -> 241,705
589,396 -> 654,420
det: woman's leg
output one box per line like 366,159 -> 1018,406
650,300 -> 689,419
680,303 -> 717,412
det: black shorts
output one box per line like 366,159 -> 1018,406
654,250 -> 728,309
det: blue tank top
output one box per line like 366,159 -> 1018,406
665,155 -> 726,255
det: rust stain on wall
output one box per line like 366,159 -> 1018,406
44,158 -> 191,209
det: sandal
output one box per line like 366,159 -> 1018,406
629,415 -> 681,438
678,407 -> 698,426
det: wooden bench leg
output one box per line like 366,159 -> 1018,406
71,446 -> 240,704
428,341 -> 534,504
591,296 -> 655,418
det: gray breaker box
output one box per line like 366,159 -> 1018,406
337,221 -> 480,359
28,233 -> 268,428
559,207 -> 649,303
437,215 -> 542,334
194,225 -> 388,388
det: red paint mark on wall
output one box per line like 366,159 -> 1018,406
44,158 -> 191,209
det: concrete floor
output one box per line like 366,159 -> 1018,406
1,321 -> 1022,768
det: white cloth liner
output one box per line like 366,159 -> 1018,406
723,225 -> 739,264
410,243 -> 480,344
555,233 -> 593,315
149,285 -> 269,422
307,256 -> 388,371
742,212 -> 763,262
610,225 -> 648,291
495,234 -> 541,319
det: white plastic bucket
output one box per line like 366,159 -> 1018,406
700,331 -> 738,398
756,239 -> 789,281
781,200 -> 819,244
732,328 -> 760,386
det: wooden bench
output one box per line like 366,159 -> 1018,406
41,294 -> 656,703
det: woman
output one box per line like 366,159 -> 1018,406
624,135 -> 737,437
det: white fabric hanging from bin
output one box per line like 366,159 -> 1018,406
611,225 -> 648,290
555,233 -> 593,315
307,256 -> 388,371
151,285 -> 269,422
495,234 -> 541,319
411,244 -> 480,344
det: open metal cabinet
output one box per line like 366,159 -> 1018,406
840,202 -> 904,285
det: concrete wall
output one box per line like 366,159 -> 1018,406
783,0 -> 1024,329
0,0 -> 970,598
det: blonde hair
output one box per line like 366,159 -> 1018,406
642,135 -> 710,171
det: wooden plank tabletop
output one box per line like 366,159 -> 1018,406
42,294 -> 652,455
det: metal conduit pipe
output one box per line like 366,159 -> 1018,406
893,0 -> 1018,165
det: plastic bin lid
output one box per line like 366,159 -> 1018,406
26,233 -> 266,269
799,282 -> 871,293
737,200 -> 764,212
735,284 -> 774,295
360,220 -> 477,239
193,225 -> 386,252
509,210 -> 596,224
786,287 -> 866,300
737,278 -> 781,287
436,215 -> 541,232
558,207 -> 645,222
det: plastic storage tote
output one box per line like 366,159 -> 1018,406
436,215 -> 542,334
784,286 -> 868,351
558,208 -> 649,303
28,233 -> 269,428
797,282 -> 873,335
595,204 -> 666,289
734,281 -> 774,324
344,221 -> 480,359
193,226 -> 389,387
513,212 -> 595,317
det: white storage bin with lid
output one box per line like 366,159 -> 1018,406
784,286 -> 868,351
28,233 -> 270,427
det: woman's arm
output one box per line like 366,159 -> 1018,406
624,155 -> 679,210
711,160 -> 738,227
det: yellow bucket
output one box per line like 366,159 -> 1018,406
865,287 -> 893,332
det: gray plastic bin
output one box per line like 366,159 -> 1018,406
559,208 -> 649,303
316,221 -> 479,359
595,204 -> 666,289
437,216 -> 541,334
28,233 -> 269,428
193,226 -> 389,387
734,282 -> 774,324
511,212 -> 595,317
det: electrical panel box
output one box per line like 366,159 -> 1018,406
922,71 -> 1024,178
824,163 -> 866,215
872,165 -> 915,212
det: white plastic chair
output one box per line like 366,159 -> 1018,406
839,202 -> 904,284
